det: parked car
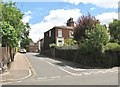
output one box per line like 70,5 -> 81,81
19,49 -> 26,53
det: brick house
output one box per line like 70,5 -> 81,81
28,41 -> 38,52
43,18 -> 75,50
38,38 -> 44,52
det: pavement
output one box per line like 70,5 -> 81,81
0,53 -> 32,82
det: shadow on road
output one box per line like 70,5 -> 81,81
33,53 -> 47,58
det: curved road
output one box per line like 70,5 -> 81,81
3,53 -> 118,85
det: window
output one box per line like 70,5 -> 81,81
58,40 -> 62,42
69,30 -> 73,38
58,29 -> 62,37
49,30 -> 51,37
45,33 -> 48,37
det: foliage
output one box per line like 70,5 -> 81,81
49,43 -> 56,48
20,37 -> 32,49
80,24 -> 109,53
109,19 -> 120,44
64,38 -> 77,46
105,43 -> 120,52
74,13 -> 100,42
0,2 -> 30,47
0,22 -> 18,47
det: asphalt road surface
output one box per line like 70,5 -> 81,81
3,53 -> 119,85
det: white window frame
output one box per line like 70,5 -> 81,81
69,30 -> 73,38
49,30 -> 51,37
58,29 -> 62,37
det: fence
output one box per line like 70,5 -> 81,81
41,46 -> 120,68
0,47 -> 15,73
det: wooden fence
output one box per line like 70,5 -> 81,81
0,47 -> 15,73
41,47 -> 120,68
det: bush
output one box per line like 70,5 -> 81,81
105,43 -> 120,52
49,43 -> 56,48
64,39 -> 77,46
104,43 -> 120,67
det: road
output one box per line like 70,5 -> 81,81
3,53 -> 119,85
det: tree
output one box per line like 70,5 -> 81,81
109,19 -> 120,44
20,37 -> 32,51
0,22 -> 18,47
74,13 -> 100,42
80,24 -> 109,53
0,2 -> 30,62
0,2 -> 30,47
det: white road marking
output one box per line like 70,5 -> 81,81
17,81 -> 22,83
2,82 -> 12,85
51,76 -> 61,79
46,61 -> 55,66
38,78 -> 54,81
66,66 -> 86,71
82,72 -> 91,75
74,73 -> 82,76
37,77 -> 47,80
46,58 -> 58,62
59,67 -> 76,76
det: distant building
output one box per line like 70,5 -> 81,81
38,38 -> 44,52
43,18 -> 75,50
28,41 -> 38,52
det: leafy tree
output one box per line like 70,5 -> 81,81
20,37 -> 32,51
80,24 -> 109,53
109,19 -> 120,44
0,2 -> 30,47
74,13 -> 100,42
0,22 -> 18,47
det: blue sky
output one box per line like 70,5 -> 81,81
14,0 -> 119,42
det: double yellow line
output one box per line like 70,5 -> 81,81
24,55 -> 37,76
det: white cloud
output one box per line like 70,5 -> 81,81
44,9 -> 82,25
25,11 -> 31,15
95,12 -> 118,26
63,0 -> 119,8
22,11 -> 32,24
29,22 -> 55,42
90,7 -> 95,10
30,9 -> 82,42
22,16 -> 32,23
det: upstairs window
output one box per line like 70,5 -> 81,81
58,29 -> 62,37
49,30 -> 51,37
69,30 -> 73,38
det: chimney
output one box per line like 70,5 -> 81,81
66,17 -> 74,27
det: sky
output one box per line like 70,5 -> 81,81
13,0 -> 119,42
